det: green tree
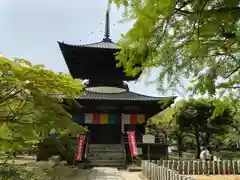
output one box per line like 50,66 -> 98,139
177,101 -> 210,158
153,104 -> 187,157
0,57 -> 85,154
221,101 -> 240,147
152,98 -> 234,158
204,100 -> 234,147
111,0 -> 240,96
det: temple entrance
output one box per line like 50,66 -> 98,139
87,124 -> 122,144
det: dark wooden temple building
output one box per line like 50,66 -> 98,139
58,10 -> 175,167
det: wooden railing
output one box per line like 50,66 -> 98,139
142,161 -> 196,180
158,159 -> 240,175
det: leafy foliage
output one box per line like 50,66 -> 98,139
152,98 -> 234,157
0,160 -> 73,180
110,0 -> 240,95
36,136 -> 80,165
0,57 -> 85,154
221,101 -> 240,147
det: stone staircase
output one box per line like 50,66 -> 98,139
85,144 -> 126,168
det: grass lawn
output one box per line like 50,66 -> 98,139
192,175 -> 240,180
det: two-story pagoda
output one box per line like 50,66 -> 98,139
58,10 -> 175,167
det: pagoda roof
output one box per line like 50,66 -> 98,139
58,9 -> 142,80
80,90 -> 169,101
56,90 -> 176,102
58,41 -> 140,80
58,40 -> 119,52
62,40 -> 119,50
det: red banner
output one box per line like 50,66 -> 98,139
127,131 -> 137,159
75,134 -> 86,161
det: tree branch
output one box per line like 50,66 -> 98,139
0,89 -> 22,104
0,154 -> 11,166
175,7 -> 240,16
0,86 -> 17,101
224,64 -> 240,78
0,118 -> 33,124
223,86 -> 240,89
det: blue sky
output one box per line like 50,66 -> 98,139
0,0 -> 186,98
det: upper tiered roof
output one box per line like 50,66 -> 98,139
58,10 -> 141,81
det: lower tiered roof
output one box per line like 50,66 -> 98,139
55,90 -> 176,102
79,90 -> 173,101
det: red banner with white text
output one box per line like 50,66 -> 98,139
75,134 -> 86,161
127,131 -> 137,159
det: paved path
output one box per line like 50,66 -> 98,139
68,167 -> 143,180
120,170 -> 142,180
67,168 -> 90,180
87,167 -> 124,180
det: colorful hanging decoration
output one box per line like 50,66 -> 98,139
130,114 -> 137,124
109,114 -> 117,124
75,113 -> 145,124
93,113 -> 100,124
121,114 -> 130,124
100,114 -> 108,124
121,114 -> 145,125
85,113 -> 93,124
137,114 -> 145,124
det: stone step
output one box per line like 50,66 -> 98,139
88,156 -> 125,160
88,158 -> 125,162
88,145 -> 123,149
88,144 -> 122,148
88,147 -> 124,152
88,152 -> 125,157
86,163 -> 126,169
88,144 -> 124,151
86,144 -> 126,168
86,159 -> 125,166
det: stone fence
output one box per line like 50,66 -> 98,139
142,161 -> 196,180
158,159 -> 240,175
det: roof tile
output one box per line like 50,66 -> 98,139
80,90 -> 163,101
59,41 -> 119,50
54,90 -> 172,101
80,41 -> 119,49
